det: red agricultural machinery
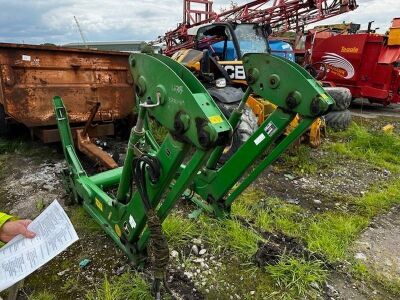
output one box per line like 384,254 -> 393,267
301,18 -> 400,105
162,0 -> 358,56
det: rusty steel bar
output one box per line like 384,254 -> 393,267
83,102 -> 101,137
76,129 -> 118,169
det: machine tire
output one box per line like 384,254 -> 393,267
216,102 -> 258,163
324,87 -> 352,111
0,104 -> 8,137
324,109 -> 351,131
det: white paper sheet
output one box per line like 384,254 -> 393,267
0,200 -> 79,291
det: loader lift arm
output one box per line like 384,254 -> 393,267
54,52 -> 333,264
188,53 -> 333,216
54,53 -> 232,263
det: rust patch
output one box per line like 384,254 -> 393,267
0,42 -> 135,127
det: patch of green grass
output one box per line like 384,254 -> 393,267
303,179 -> 400,262
354,179 -> 400,218
281,145 -> 318,174
261,198 -> 306,237
36,198 -> 45,211
200,217 -> 262,260
29,291 -> 57,300
351,261 -> 400,296
306,212 -> 368,262
68,206 -> 102,233
351,261 -> 370,279
328,123 -> 400,172
266,256 -> 327,298
61,276 -> 81,294
86,272 -> 153,300
162,214 -> 199,247
231,201 -> 254,219
223,219 -> 262,259
232,193 -> 306,237
0,138 -> 29,154
203,262 -> 277,299
231,189 -> 264,219
232,180 -> 400,265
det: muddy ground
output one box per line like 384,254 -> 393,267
0,112 -> 400,300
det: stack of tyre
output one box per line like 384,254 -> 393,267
323,87 -> 352,131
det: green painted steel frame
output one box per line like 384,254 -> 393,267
187,53 -> 334,217
53,53 -> 232,263
55,51 -> 334,264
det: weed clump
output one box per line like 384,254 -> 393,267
354,179 -> 400,218
306,212 -> 368,262
266,256 -> 327,298
68,206 -> 102,233
329,123 -> 400,172
162,214 -> 199,247
200,216 -> 262,260
28,291 -> 57,300
86,272 -> 153,300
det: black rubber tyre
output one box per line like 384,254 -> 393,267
324,87 -> 352,111
324,109 -> 351,131
217,102 -> 258,163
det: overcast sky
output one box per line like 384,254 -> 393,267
0,0 -> 398,45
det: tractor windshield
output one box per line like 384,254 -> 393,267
234,24 -> 269,56
195,23 -> 269,60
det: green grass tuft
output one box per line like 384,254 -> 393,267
328,123 -> 400,172
266,256 -> 327,298
306,212 -> 368,262
223,219 -> 262,259
354,179 -> 400,218
281,145 -> 318,174
69,206 -> 102,233
232,195 -> 306,237
200,217 -> 262,260
29,291 -> 57,300
86,272 -> 153,300
162,214 -> 199,247
0,138 -> 28,154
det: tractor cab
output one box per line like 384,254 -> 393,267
191,22 -> 271,61
183,22 -> 271,82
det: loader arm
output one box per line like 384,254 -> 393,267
189,53 -> 334,217
53,53 -> 232,263
54,52 -> 333,264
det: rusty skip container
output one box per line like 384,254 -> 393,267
0,42 -> 135,137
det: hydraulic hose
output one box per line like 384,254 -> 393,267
132,155 -> 173,299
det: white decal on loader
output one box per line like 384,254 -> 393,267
223,65 -> 246,80
254,133 -> 265,145
265,122 -> 278,137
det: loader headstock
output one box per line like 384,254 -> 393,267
242,53 -> 334,117
129,53 -> 232,150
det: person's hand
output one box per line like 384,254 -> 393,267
0,219 -> 36,243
